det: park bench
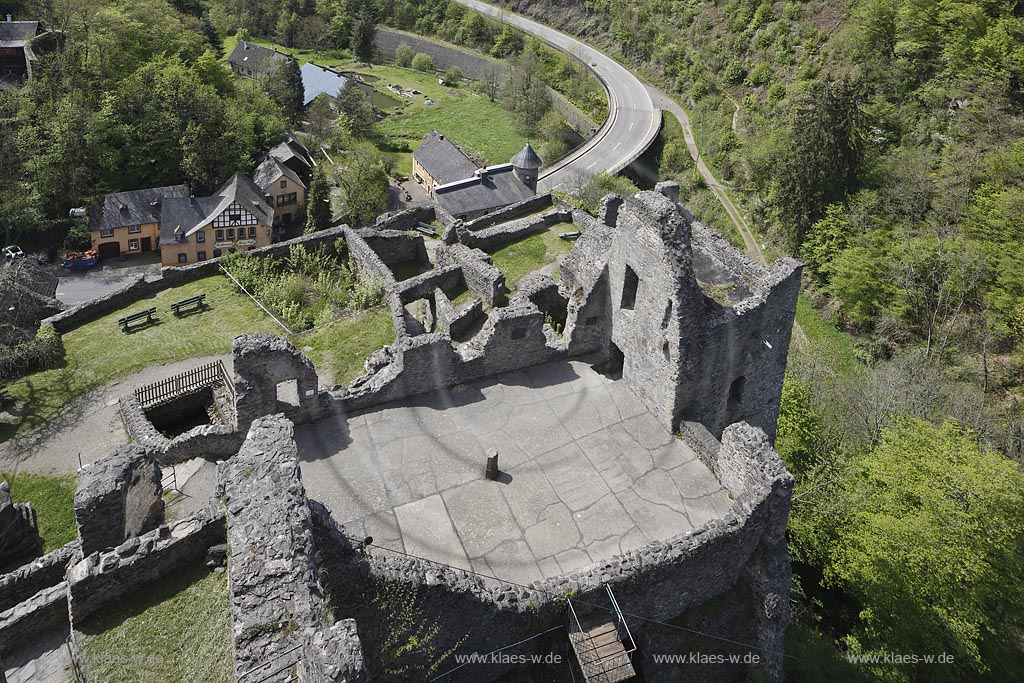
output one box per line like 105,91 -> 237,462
118,307 -> 157,333
170,293 -> 208,317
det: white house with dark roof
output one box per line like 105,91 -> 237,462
412,131 -> 543,220
159,173 -> 274,267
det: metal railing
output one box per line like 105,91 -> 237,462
134,360 -> 231,409
566,586 -> 636,682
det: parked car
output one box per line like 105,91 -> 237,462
3,245 -> 25,262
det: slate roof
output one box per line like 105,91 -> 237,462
435,165 -> 535,218
0,20 -> 38,48
89,184 -> 189,232
300,62 -> 348,106
254,156 -> 305,191
265,131 -> 314,174
226,41 -> 291,72
159,173 -> 273,242
510,143 -> 542,170
413,131 -> 479,186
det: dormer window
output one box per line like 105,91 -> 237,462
174,226 -> 186,243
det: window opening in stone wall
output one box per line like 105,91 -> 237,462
728,376 -> 746,411
621,265 -> 639,310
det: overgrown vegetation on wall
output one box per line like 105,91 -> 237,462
221,242 -> 383,330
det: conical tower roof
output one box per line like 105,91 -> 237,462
510,143 -> 542,169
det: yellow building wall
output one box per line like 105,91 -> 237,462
266,176 -> 306,225
160,221 -> 273,267
412,158 -> 437,198
91,222 -> 160,256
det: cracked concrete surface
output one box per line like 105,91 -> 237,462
297,360 -> 732,585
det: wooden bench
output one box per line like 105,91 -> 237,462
118,307 -> 157,332
170,293 -> 208,317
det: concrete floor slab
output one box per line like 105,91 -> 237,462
297,360 -> 732,585
393,494 -> 471,571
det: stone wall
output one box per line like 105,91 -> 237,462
457,214 -> 549,252
233,334 -> 322,430
120,394 -> 244,465
461,193 -> 554,232
66,505 -> 225,622
435,244 -> 507,305
220,416 -> 366,682
0,542 -> 77,614
74,444 -> 164,558
598,187 -> 801,440
356,228 -> 430,270
0,582 -> 68,655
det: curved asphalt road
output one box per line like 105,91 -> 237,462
453,0 -> 661,193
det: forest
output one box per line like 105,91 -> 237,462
1,0 -> 1023,679
508,0 -> 1024,680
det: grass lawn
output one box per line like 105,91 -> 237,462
298,307 -> 396,387
1,275 -> 279,443
793,294 -> 862,378
0,471 -> 76,570
79,562 -> 231,683
487,225 -> 577,287
369,64 -> 530,168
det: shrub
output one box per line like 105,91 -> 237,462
442,66 -> 463,86
395,42 -> 414,68
347,278 -> 384,310
411,53 -> 435,73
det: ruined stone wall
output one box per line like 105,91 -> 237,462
0,581 -> 68,655
66,505 -> 225,622
233,334 -> 322,430
356,228 -> 430,269
461,193 -> 554,232
220,416 -> 366,683
605,191 -> 705,431
435,244 -> 507,305
119,394 -> 244,465
456,214 -> 550,252
74,444 -> 164,558
0,542 -> 77,614
395,265 -> 463,304
679,224 -> 802,441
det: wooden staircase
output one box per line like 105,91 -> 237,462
567,587 -> 637,683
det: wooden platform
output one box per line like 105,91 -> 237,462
568,620 -> 636,683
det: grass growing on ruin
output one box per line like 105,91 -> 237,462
298,306 -> 396,388
0,471 -> 76,565
0,276 -> 277,442
79,562 -> 231,683
487,225 -> 576,287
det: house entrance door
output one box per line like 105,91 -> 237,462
141,237 -> 152,252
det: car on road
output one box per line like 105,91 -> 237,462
3,245 -> 25,262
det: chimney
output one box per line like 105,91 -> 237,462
189,195 -> 194,207
6,15 -> 12,22
150,200 -> 160,218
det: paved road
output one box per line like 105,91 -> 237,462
452,0 -> 661,193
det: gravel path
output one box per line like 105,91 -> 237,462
0,355 -> 230,475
